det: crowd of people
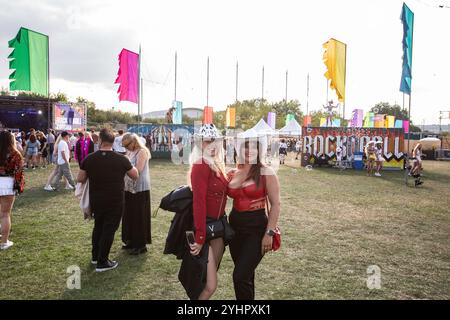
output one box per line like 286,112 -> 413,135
0,123 -> 426,299
0,127 -> 152,267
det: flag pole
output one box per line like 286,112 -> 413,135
343,44 -> 347,120
261,66 -> 265,101
404,5 -> 414,186
306,73 -> 310,115
47,35 -> 51,130
206,56 -> 209,107
174,51 -> 177,102
138,44 -> 141,134
235,61 -> 238,102
285,70 -> 288,103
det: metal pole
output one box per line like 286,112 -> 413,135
285,70 -> 288,103
235,61 -> 238,102
47,35 -> 51,129
206,57 -> 209,107
138,44 -> 141,134
174,51 -> 177,101
405,93 -> 411,185
343,43 -> 347,119
262,66 -> 265,101
306,73 -> 310,115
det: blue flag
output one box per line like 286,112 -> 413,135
400,3 -> 414,95
172,100 -> 183,124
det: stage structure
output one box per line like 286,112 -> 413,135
302,127 -> 405,170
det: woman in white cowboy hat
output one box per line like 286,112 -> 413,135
188,123 -> 230,300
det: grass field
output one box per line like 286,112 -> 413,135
1,156 -> 449,300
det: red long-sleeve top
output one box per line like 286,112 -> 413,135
191,159 -> 228,244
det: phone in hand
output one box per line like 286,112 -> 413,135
186,231 -> 195,246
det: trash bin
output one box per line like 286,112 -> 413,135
353,152 -> 364,170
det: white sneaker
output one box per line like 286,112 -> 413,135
65,185 -> 74,190
44,185 -> 54,191
0,240 -> 14,250
375,172 -> 381,177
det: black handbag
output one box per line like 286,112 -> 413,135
206,217 -> 225,240
206,215 -> 235,244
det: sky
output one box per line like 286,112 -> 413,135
0,0 -> 449,126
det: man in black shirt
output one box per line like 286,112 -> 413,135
77,128 -> 138,272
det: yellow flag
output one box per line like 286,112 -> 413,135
323,38 -> 346,103
320,118 -> 327,127
226,107 -> 236,128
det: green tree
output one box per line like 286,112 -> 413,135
371,102 -> 420,132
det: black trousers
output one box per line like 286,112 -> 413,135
92,204 -> 123,264
229,208 -> 267,300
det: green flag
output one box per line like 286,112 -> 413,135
8,27 -> 49,96
285,113 -> 295,126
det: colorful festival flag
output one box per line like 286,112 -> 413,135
226,107 -> 236,128
400,3 -> 414,95
303,115 -> 312,127
267,112 -> 276,129
115,48 -> 139,103
403,120 -> 410,133
285,114 -> 295,126
323,38 -> 347,103
8,27 -> 49,96
386,116 -> 396,128
203,106 -> 213,124
172,100 -> 183,124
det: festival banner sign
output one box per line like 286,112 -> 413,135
53,102 -> 87,132
301,127 -> 405,170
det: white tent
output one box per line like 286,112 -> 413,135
251,118 -> 276,135
278,119 -> 302,136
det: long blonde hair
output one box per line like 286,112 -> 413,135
187,138 -> 226,187
122,133 -> 151,159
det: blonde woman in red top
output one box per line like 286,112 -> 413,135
227,138 -> 281,300
189,124 -> 229,300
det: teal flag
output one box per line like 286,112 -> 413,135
400,3 -> 414,95
172,100 -> 183,124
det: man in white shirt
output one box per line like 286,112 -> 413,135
50,131 -> 76,190
113,130 -> 126,154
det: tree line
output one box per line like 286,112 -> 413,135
0,87 -> 420,131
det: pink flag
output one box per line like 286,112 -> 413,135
115,49 -> 139,103
403,120 -> 410,133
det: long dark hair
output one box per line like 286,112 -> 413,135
0,131 -> 20,166
239,140 -> 265,188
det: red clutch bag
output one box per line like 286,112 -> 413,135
272,227 -> 281,251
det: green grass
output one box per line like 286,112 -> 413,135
1,158 -> 449,300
